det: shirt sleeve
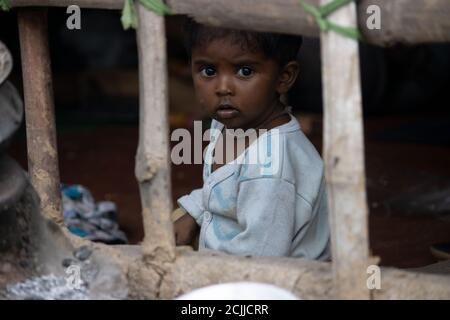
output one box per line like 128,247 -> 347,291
177,188 -> 205,226
223,177 -> 297,256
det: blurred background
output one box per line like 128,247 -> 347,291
1,8 -> 449,268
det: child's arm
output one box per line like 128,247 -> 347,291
174,188 -> 205,246
177,188 -> 205,225
173,211 -> 199,246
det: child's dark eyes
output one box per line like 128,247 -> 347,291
198,65 -> 254,78
237,66 -> 254,77
200,66 -> 216,77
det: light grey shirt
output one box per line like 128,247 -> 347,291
177,112 -> 331,260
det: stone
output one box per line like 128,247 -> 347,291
61,258 -> 76,268
74,246 -> 92,261
18,260 -> 30,269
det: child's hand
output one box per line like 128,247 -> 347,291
174,213 -> 199,246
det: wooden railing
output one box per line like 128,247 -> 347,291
9,0 -> 450,299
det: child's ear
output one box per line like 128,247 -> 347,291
276,61 -> 300,95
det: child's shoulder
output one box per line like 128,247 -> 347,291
238,119 -> 324,184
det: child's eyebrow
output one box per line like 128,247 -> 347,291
192,58 -> 214,66
231,59 -> 262,66
192,57 -> 262,67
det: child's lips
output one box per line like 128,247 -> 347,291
216,104 -> 239,119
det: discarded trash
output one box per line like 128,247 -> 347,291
62,184 -> 128,244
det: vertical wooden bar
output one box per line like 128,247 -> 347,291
135,3 -> 175,263
18,8 -> 63,225
320,1 -> 370,299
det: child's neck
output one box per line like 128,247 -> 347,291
253,101 -> 291,131
212,103 -> 291,174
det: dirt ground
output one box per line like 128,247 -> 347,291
8,111 -> 450,269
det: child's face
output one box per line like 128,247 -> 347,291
191,37 -> 284,130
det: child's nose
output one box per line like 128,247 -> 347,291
215,75 -> 234,96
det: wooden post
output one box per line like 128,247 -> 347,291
18,9 -> 63,225
135,3 -> 176,263
320,1 -> 371,299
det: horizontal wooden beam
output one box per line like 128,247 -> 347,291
10,0 -> 450,46
126,248 -> 335,299
122,247 -> 450,299
374,267 -> 450,300
11,0 -> 122,9
360,0 -> 450,46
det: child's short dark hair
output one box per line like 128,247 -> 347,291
183,18 -> 302,67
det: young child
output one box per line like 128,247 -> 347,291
173,20 -> 330,260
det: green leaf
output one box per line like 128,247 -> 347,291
299,0 -> 321,19
299,0 -> 362,41
0,0 -> 11,11
319,0 -> 354,17
121,0 -> 138,30
139,0 -> 172,16
328,21 -> 362,40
